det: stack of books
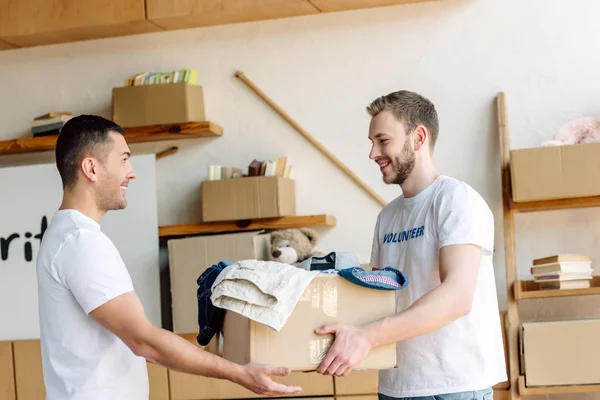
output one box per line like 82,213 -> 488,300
124,69 -> 199,86
531,254 -> 594,290
31,112 -> 72,137
207,157 -> 293,181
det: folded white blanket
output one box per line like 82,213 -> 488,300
210,259 -> 319,331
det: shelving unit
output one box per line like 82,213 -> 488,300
497,92 -> 600,400
159,214 -> 336,238
0,121 -> 222,166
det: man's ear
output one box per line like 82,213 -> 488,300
413,125 -> 428,151
81,157 -> 98,182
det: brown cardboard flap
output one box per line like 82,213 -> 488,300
510,142 -> 600,202
0,341 -> 15,400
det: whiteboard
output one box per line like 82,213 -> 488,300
0,154 -> 161,340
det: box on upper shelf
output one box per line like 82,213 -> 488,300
112,83 -> 205,128
510,142 -> 600,202
201,176 -> 296,222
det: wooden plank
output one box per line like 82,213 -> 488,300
309,0 -> 437,13
159,214 -> 336,238
146,0 -> 319,30
519,375 -> 600,396
0,0 -> 161,47
497,92 -> 521,400
0,121 -> 222,156
514,276 -> 600,300
0,39 -> 17,50
514,196 -> 600,213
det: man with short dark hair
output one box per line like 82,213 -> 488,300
315,91 -> 506,400
36,115 -> 302,400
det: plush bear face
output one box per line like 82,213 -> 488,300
270,228 -> 319,264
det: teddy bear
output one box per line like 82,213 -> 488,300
541,117 -> 600,146
269,227 -> 324,265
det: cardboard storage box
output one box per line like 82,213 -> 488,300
11,339 -> 169,400
510,142 -> 600,202
167,231 -> 271,333
168,334 -> 334,400
0,341 -> 15,400
201,176 -> 295,222
335,370 -> 379,395
112,83 -> 206,128
521,319 -> 600,386
221,273 -> 397,371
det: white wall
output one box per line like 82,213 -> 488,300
1,0 -> 599,332
0,155 -> 161,340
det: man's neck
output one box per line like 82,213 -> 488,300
400,159 -> 438,198
59,189 -> 105,224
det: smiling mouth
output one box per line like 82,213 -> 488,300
378,160 -> 391,172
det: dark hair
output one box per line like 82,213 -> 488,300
366,90 -> 439,151
55,115 -> 125,188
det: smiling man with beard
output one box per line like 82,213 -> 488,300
35,115 -> 302,400
315,91 -> 507,400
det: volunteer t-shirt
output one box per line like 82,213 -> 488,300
36,209 -> 148,400
370,175 -> 507,398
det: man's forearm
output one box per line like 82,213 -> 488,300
137,327 -> 245,383
365,281 -> 472,348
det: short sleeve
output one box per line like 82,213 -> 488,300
436,183 -> 495,256
369,214 -> 381,270
57,230 -> 134,314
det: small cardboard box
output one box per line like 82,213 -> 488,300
112,83 -> 206,128
201,176 -> 296,222
0,341 -> 15,400
510,142 -> 600,202
521,319 -> 600,386
167,231 -> 271,334
221,274 -> 397,371
168,334 -> 334,400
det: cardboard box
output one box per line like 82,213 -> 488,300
148,362 -> 170,400
521,319 -> 600,386
167,231 -> 271,333
168,334 -> 334,400
13,339 -> 45,400
335,370 -> 378,395
112,83 -> 206,128
201,176 -> 295,222
0,341 -> 15,400
11,338 -> 170,400
221,274 -> 397,371
510,142 -> 600,202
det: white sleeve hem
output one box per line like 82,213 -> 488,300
83,286 -> 135,315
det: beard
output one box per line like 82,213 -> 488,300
98,174 -> 127,211
383,140 -> 416,185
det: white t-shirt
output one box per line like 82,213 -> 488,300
371,176 -> 507,398
36,209 -> 148,400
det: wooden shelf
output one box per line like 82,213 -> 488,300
0,121 -> 222,156
519,375 -> 600,395
514,276 -> 600,300
159,214 -> 336,238
0,121 -> 222,167
513,196 -> 600,213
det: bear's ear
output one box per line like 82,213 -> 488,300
299,227 -> 319,247
270,231 -> 281,241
